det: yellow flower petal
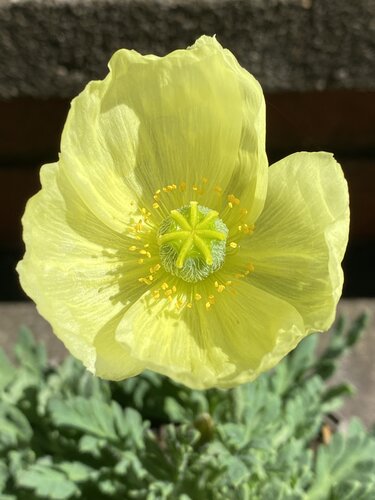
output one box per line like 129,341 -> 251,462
93,314 -> 144,380
17,162 -> 144,377
115,281 -> 304,389
243,152 -> 349,332
61,36 -> 267,220
60,80 -> 139,233
18,38 -> 349,390
220,44 -> 268,224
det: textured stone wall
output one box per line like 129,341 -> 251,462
0,0 -> 374,98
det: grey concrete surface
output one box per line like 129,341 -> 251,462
0,299 -> 374,426
0,0 -> 374,99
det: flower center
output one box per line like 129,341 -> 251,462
157,201 -> 228,283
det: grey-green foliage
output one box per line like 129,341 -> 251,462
0,315 -> 374,500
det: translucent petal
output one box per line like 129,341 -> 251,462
60,36 -> 267,226
242,152 -> 349,332
115,281 -> 304,389
17,163 -> 145,377
220,44 -> 268,224
93,314 -> 144,380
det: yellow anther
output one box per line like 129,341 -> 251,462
187,302 -> 193,309
208,295 -> 215,304
228,194 -> 240,205
214,186 -> 222,194
228,202 -> 233,209
138,277 -> 150,285
137,259 -> 144,264
165,289 -> 173,296
162,185 -> 175,192
153,202 -> 160,209
214,281 -> 219,288
229,242 -> 238,249
241,223 -> 255,235
235,273 -> 245,279
148,275 -> 154,281
240,208 -> 248,216
217,284 -> 225,293
205,302 -> 211,310
172,285 -> 177,293
195,293 -> 202,301
245,263 -> 255,275
129,245 -> 137,251
150,264 -> 161,274
139,249 -> 148,255
167,295 -> 173,303
192,184 -> 198,191
141,208 -> 148,214
155,189 -> 161,195
226,280 -> 233,286
153,290 -> 160,299
161,282 -> 169,290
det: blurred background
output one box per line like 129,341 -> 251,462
0,0 -> 374,300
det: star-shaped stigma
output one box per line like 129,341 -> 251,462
157,201 -> 228,269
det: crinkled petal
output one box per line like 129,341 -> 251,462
60,36 -> 267,227
242,152 -> 349,332
115,280 -> 304,389
17,163 -> 145,378
220,44 -> 268,224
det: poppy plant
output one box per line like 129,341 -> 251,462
18,36 -> 349,389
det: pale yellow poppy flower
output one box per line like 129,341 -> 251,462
17,36 -> 349,389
